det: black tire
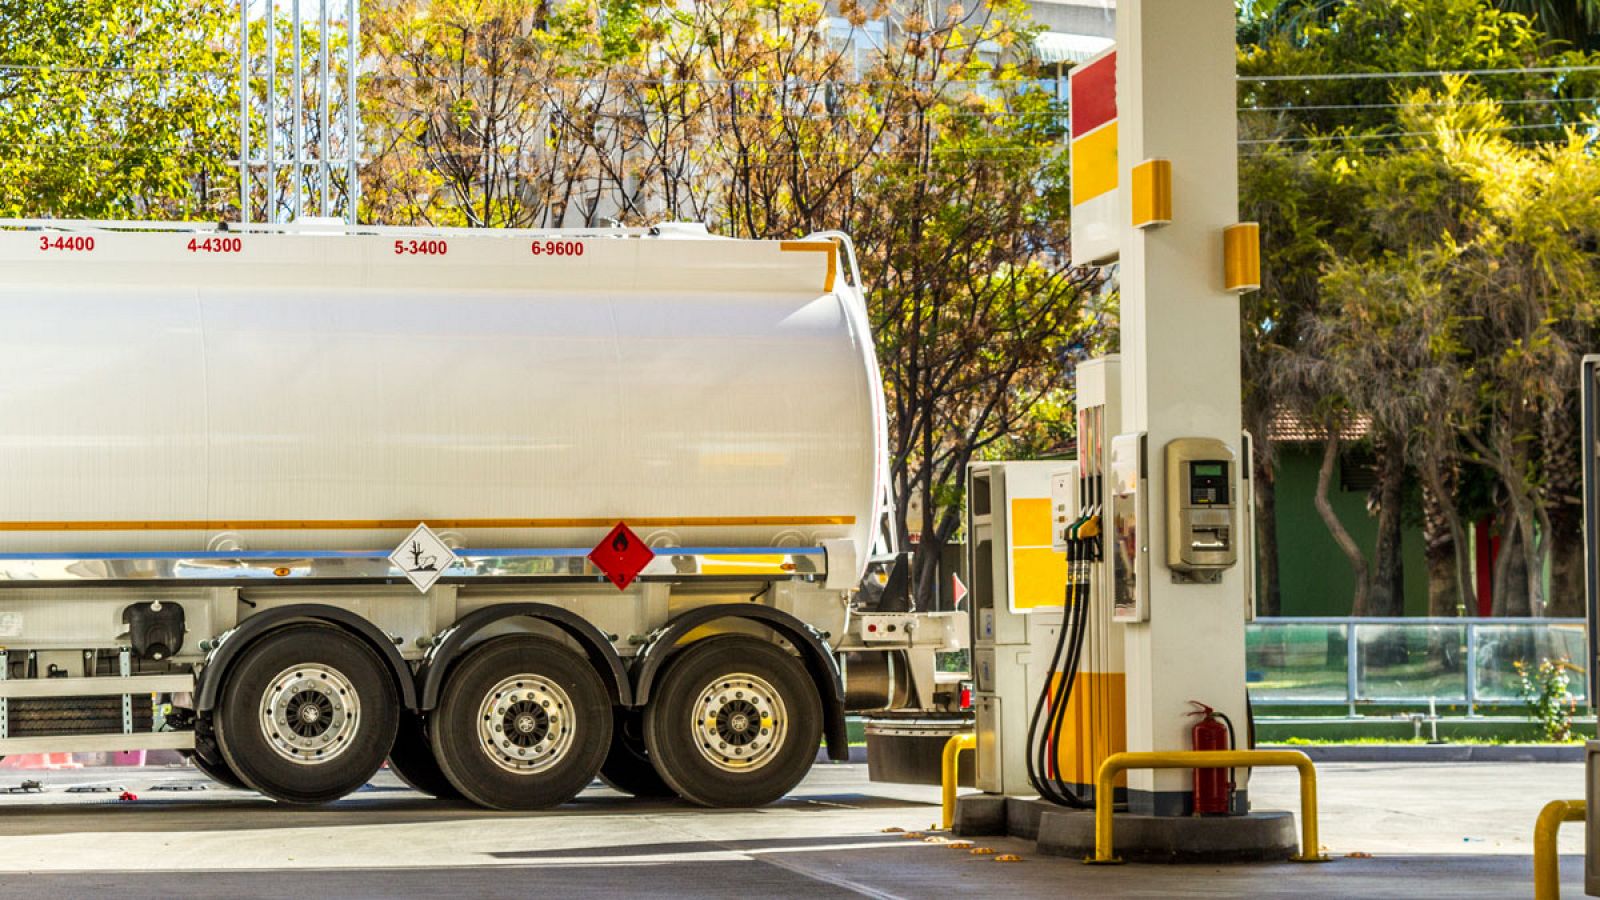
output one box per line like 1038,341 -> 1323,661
430,636 -> 611,810
188,747 -> 250,790
214,624 -> 400,804
643,636 -> 821,808
387,711 -> 462,800
186,716 -> 250,790
598,707 -> 676,798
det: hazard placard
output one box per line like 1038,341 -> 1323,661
588,521 -> 654,590
388,522 -> 459,594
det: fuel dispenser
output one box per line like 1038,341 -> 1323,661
967,358 -> 1128,803
967,355 -> 1258,818
966,460 -> 1075,796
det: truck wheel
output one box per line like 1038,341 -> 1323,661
643,637 -> 821,807
214,624 -> 399,804
598,708 -> 675,798
387,711 -> 462,800
429,636 -> 610,810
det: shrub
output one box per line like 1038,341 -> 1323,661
1515,658 -> 1576,743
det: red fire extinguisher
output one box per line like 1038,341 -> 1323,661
1189,701 -> 1235,815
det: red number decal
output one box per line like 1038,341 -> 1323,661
186,237 -> 242,253
394,239 -> 448,256
531,240 -> 584,257
38,235 -> 95,252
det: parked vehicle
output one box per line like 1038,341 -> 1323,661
0,220 -> 964,809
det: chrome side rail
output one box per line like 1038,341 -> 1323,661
0,547 -> 826,586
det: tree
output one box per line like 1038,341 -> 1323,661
1237,0 -> 1600,617
0,0 -> 239,219
363,0 -> 625,228
361,0 -> 1104,607
1291,81 -> 1600,618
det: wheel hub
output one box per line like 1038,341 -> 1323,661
259,663 -> 360,765
477,675 -> 575,775
693,673 -> 787,773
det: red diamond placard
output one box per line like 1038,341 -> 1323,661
588,521 -> 655,590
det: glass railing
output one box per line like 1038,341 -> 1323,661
1246,617 -> 1587,715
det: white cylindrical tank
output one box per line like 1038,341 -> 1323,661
0,227 -> 886,573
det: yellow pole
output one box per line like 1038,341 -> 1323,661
941,733 -> 976,831
1533,799 -> 1585,900
1088,749 -> 1327,864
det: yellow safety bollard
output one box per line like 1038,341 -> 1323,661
1088,749 -> 1329,865
941,733 -> 976,831
1533,799 -> 1585,900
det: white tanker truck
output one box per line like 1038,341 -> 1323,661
0,220 -> 964,809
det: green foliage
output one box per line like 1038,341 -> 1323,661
1514,658 -> 1576,742
1239,0 -> 1600,617
0,0 -> 239,219
1238,0 -> 1590,139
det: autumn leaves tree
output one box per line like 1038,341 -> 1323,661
363,0 -> 1104,604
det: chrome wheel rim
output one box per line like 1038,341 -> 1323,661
477,674 -> 576,775
692,672 -> 787,773
259,663 -> 360,765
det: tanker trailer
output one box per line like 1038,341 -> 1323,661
0,220 -> 966,809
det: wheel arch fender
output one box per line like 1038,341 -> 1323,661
418,604 -> 633,710
633,605 -> 848,762
194,603 -> 419,713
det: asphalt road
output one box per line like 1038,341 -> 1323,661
0,759 -> 1579,898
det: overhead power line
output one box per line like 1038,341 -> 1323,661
1240,63 -> 1600,82
1242,95 -> 1600,113
1240,120 -> 1590,146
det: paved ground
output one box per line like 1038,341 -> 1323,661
0,760 -> 1582,898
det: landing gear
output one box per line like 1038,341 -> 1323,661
214,625 -> 399,804
429,636 -> 610,810
643,637 -> 820,807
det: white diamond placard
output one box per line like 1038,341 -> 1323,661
388,523 -> 459,594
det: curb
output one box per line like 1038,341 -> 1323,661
1261,743 -> 1584,763
815,746 -> 869,764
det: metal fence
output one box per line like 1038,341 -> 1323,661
1246,617 -> 1587,717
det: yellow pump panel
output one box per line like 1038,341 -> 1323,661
1009,498 -> 1068,610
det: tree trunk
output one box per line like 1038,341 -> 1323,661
1424,530 -> 1457,618
1419,464 -> 1471,617
1314,434 -> 1370,615
1548,503 -> 1585,617
1514,505 -> 1545,618
1368,439 -> 1407,617
1494,523 -> 1532,617
1254,451 -> 1282,617
1451,505 -> 1476,619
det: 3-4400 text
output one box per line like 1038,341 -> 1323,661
38,235 -> 95,252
